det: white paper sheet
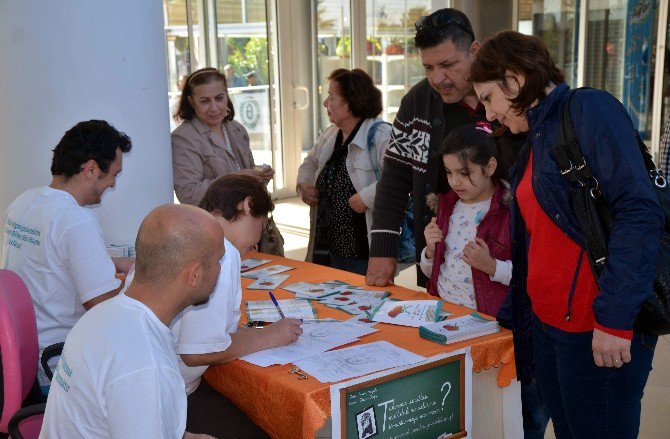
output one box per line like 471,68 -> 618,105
318,289 -> 390,305
240,321 -> 378,367
282,281 -> 341,299
325,298 -> 391,317
294,341 -> 425,383
241,264 -> 295,279
240,258 -> 272,272
247,274 -> 290,290
370,300 -> 442,327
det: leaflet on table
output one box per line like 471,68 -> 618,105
438,309 -> 455,320
240,258 -> 272,272
327,298 -> 392,317
245,299 -> 316,322
240,321 -> 379,367
282,281 -> 341,299
241,264 -> 295,279
283,280 -> 374,300
247,274 -> 290,290
344,315 -> 379,327
293,340 -> 425,383
419,312 -> 500,345
370,300 -> 443,327
318,289 -> 390,305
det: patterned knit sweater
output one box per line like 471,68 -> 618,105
370,78 -> 490,285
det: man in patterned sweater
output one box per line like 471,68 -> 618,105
366,8 -> 520,288
365,10 -> 548,438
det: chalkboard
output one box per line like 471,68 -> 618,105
337,353 -> 467,439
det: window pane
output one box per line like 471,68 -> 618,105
366,1 -> 449,123
531,0 -> 579,87
215,0 -> 279,188
164,0 -> 192,132
315,0 -> 352,135
246,0 -> 266,23
585,1 -> 658,138
216,0 -> 242,24
604,0 -> 658,139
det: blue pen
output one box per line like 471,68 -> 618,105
269,291 -> 286,319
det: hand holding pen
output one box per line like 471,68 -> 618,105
267,291 -> 303,344
269,291 -> 285,318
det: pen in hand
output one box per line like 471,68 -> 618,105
269,291 -> 285,319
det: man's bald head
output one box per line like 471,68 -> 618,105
133,204 -> 224,287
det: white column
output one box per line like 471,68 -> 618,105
0,0 -> 174,253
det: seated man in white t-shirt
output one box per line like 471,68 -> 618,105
40,204 -> 223,439
2,120 -> 134,391
174,174 -> 303,437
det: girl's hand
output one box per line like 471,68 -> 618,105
424,217 -> 443,259
462,237 -> 496,276
348,193 -> 368,213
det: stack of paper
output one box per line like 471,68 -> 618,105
282,281 -> 344,299
293,341 -> 425,383
319,288 -> 390,305
245,299 -> 316,322
241,264 -> 295,279
419,312 -> 500,344
369,300 -> 443,327
240,258 -> 272,272
240,321 -> 379,367
310,284 -> 391,318
247,274 -> 290,290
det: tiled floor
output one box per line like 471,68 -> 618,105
273,197 -> 670,438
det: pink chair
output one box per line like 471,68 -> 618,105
0,269 -> 60,439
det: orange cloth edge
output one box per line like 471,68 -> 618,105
204,252 -> 517,439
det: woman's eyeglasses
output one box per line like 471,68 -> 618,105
415,11 -> 475,41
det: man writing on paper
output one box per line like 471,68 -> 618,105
115,175 -> 301,437
2,120 -> 134,393
40,204 -> 223,438
176,175 -> 302,437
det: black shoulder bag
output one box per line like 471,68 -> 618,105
551,89 -> 670,335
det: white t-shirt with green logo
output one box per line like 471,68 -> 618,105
2,186 -> 119,383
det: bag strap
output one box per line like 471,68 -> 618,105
367,120 -> 391,180
551,88 -> 610,276
552,89 -> 595,185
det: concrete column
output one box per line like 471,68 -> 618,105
0,0 -> 173,254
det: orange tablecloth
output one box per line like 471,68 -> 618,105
205,253 -> 516,439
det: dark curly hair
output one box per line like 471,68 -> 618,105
470,30 -> 564,114
50,120 -> 132,178
175,67 -> 236,123
327,68 -> 382,120
199,174 -> 274,221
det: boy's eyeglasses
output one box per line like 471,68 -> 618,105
415,11 -> 475,41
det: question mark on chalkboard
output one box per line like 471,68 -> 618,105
440,381 -> 451,407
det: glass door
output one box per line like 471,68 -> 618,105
529,0 -> 580,87
583,0 -> 659,139
314,0 -> 353,134
162,0 -> 283,192
365,1 -> 449,122
214,0 -> 282,190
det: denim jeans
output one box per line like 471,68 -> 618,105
532,315 -> 657,439
329,256 -> 368,276
521,378 -> 549,439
